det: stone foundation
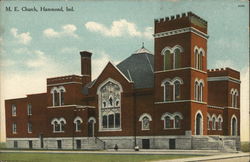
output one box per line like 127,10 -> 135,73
6,135 -> 240,150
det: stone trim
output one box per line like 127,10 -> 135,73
208,76 -> 241,84
47,82 -> 82,87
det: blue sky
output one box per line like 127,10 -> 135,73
0,0 -> 249,141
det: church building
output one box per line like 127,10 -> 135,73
5,12 -> 241,150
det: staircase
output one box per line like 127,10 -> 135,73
192,136 -> 237,151
82,137 -> 105,150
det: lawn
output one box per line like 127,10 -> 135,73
0,153 -> 196,162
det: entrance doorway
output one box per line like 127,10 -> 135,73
196,113 -> 202,135
88,119 -> 95,137
29,140 -> 33,149
169,139 -> 176,149
76,140 -> 81,149
142,139 -> 150,149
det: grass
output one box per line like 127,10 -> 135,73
0,153 -> 196,162
241,142 -> 250,152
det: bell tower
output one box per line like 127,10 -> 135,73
153,12 -> 209,135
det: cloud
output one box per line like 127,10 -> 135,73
10,28 -> 32,45
85,19 -> 153,39
43,24 -> 78,38
26,50 -> 47,68
91,50 -> 120,79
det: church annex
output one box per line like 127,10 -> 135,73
5,12 -> 241,150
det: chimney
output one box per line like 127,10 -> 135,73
80,51 -> 92,83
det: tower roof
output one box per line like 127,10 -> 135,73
134,43 -> 152,54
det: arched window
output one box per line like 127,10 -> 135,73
12,104 -> 17,116
108,114 -> 114,128
102,115 -> 108,128
164,50 -> 172,70
28,122 -> 32,133
60,89 -> 64,106
51,118 -> 66,132
12,122 -> 17,134
199,82 -> 203,102
195,49 -> 199,69
60,121 -> 65,131
212,116 -> 216,130
165,116 -> 171,128
53,90 -> 59,106
74,117 -> 83,132
174,48 -> 181,68
194,79 -> 204,102
54,121 -> 60,132
194,81 -> 199,101
218,118 -> 222,130
142,116 -> 150,130
50,87 -> 66,107
194,46 -> 204,70
139,113 -> 152,130
174,116 -> 181,128
231,89 -> 238,108
164,82 -> 171,101
174,80 -> 181,100
207,114 -> 211,130
98,80 -> 122,130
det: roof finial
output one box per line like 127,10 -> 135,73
142,42 -> 144,48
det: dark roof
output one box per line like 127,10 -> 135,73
117,51 -> 154,89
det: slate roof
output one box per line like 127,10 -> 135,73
83,47 -> 154,95
116,47 -> 154,89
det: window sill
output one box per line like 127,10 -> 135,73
163,128 -> 180,130
53,131 -> 65,133
99,128 -> 122,132
141,129 -> 150,131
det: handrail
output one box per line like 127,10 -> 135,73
95,136 -> 106,150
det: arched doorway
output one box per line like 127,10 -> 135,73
231,117 -> 237,136
88,117 -> 96,137
195,113 -> 202,135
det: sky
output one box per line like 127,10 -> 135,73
0,0 -> 249,142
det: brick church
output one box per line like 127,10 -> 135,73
5,12 -> 241,150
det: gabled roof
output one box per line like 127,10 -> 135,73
117,48 -> 154,89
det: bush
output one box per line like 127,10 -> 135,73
241,142 -> 250,152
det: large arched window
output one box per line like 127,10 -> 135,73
97,79 -> 122,131
139,113 -> 152,130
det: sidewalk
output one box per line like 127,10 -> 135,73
155,152 -> 250,162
